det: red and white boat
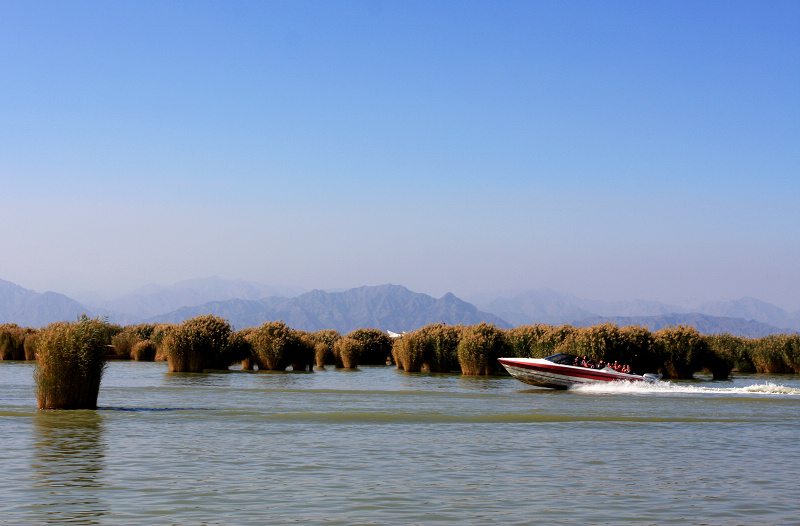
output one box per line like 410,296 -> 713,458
498,353 -> 660,389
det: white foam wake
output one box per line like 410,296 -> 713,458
570,380 -> 800,396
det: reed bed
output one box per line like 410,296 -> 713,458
457,323 -> 508,376
333,336 -> 363,369
246,320 -> 314,371
131,339 -> 158,361
0,324 -> 38,360
111,329 -> 140,360
3,316 -> 800,380
310,329 -> 341,369
34,316 -> 109,410
653,325 -> 707,379
345,329 -> 393,366
163,315 -> 241,372
392,330 -> 424,372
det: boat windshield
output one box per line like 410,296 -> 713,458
544,353 -> 577,365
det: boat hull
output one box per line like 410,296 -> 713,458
498,357 -> 649,389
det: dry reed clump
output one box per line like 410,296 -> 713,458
130,340 -> 158,361
0,324 -> 28,360
506,324 -> 575,358
291,331 -> 318,371
111,329 -> 141,360
235,327 -> 256,370
333,336 -> 363,369
391,331 -> 424,371
653,325 -> 707,379
162,315 -> 237,372
246,321 -> 310,371
150,323 -> 176,361
345,328 -> 393,365
570,323 -> 623,363
417,323 -> 462,372
617,325 -> 657,374
310,329 -> 341,369
23,330 -> 39,360
34,316 -> 109,410
782,335 -> 800,373
746,335 -> 797,373
457,323 -> 507,375
704,334 -> 749,378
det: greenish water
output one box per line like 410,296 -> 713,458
1,361 -> 799,525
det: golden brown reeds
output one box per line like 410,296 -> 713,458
34,316 -> 109,410
457,323 -> 507,376
23,330 -> 39,360
162,315 -> 235,372
310,329 -> 341,368
130,339 -> 158,361
246,320 -> 303,371
111,329 -> 141,360
344,329 -> 393,366
616,325 -> 657,374
333,336 -> 363,369
391,331 -> 424,371
747,335 -> 795,373
704,334 -> 749,378
417,323 -> 462,372
0,324 -> 26,360
653,325 -> 707,379
505,324 -> 575,358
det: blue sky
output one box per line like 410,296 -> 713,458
1,1 -> 798,310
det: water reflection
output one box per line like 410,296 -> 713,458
29,411 -> 108,524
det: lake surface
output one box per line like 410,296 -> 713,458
1,361 -> 799,525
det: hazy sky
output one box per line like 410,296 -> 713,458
1,1 -> 798,310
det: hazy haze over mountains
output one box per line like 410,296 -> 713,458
0,277 -> 797,337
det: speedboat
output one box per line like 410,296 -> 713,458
498,353 -> 661,389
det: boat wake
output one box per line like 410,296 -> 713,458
570,380 -> 800,396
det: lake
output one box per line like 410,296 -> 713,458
1,361 -> 799,525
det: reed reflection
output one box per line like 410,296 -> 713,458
29,410 -> 108,524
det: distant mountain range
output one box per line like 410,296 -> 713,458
148,284 -> 509,333
1,277 -> 798,337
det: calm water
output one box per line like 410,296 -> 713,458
1,361 -> 799,525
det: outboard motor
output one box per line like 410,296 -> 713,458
642,373 -> 661,383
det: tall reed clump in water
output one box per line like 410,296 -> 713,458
571,323 -> 624,363
704,334 -> 750,378
457,323 -> 507,376
747,334 -> 800,373
0,324 -> 27,360
130,340 -> 158,361
345,328 -> 393,365
617,325 -> 657,374
34,316 -> 110,410
506,324 -> 575,358
311,329 -> 341,369
421,323 -> 462,372
150,323 -> 175,361
653,325 -> 707,379
110,328 -> 141,360
783,335 -> 800,373
23,330 -> 39,360
392,331 -> 424,372
333,336 -> 363,369
247,321 -> 311,371
163,315 -> 241,372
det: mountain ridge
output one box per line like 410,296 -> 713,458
1,277 -> 797,337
